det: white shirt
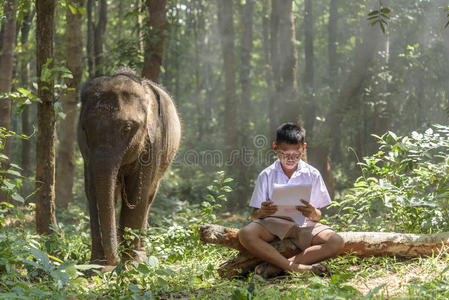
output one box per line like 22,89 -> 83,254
249,159 -> 331,224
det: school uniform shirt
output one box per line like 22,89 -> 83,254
249,159 -> 332,228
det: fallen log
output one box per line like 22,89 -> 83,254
199,224 -> 449,278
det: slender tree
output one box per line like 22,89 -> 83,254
262,0 -> 275,135
328,0 -> 339,97
142,0 -> 167,82
20,7 -> 35,179
325,24 -> 380,162
86,0 -> 94,76
0,0 -> 17,203
236,0 -> 254,207
269,0 -> 281,135
278,0 -> 299,124
217,0 -> 237,154
56,0 -> 84,208
303,0 -> 315,134
35,0 -> 58,234
269,0 -> 299,125
94,0 -> 107,76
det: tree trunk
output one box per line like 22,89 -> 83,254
86,0 -> 94,77
94,0 -> 106,76
277,0 -> 299,124
303,0 -> 315,134
55,0 -> 83,208
262,0 -> 275,136
325,24 -> 380,162
20,7 -> 34,179
0,0 -> 17,203
199,224 -> 449,278
328,0 -> 338,96
217,0 -> 237,155
35,0 -> 58,234
136,0 -> 144,55
142,0 -> 167,82
234,0 -> 254,209
307,144 -> 335,199
269,0 -> 280,135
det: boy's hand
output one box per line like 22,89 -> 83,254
258,201 -> 277,218
296,200 -> 321,221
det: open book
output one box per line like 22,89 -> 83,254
271,183 -> 312,226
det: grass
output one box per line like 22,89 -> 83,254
0,203 -> 448,299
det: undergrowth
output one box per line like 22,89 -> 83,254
1,127 -> 449,299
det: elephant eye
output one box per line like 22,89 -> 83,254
123,123 -> 132,133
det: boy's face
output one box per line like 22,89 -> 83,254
273,141 -> 306,171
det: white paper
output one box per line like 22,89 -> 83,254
271,183 -> 312,226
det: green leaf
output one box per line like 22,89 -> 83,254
223,178 -> 233,183
74,264 -> 103,270
221,186 -> 233,193
156,277 -> 168,288
3,180 -> 15,190
68,3 -> 77,14
445,21 -> 449,28
17,88 -> 33,98
147,255 -> 159,268
6,169 -> 21,176
368,10 -> 379,16
11,193 -> 24,202
380,7 -> 390,14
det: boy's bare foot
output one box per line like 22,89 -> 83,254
291,263 -> 331,277
254,262 -> 283,279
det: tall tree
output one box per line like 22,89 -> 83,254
94,0 -> 107,76
35,0 -> 58,234
262,0 -> 275,135
326,24 -> 380,162
328,0 -> 339,97
86,0 -> 94,76
0,0 -> 18,202
20,7 -> 35,179
217,0 -> 237,154
142,0 -> 167,82
278,0 -> 299,124
270,0 -> 299,125
56,0 -> 84,208
86,0 -> 106,77
303,0 -> 315,134
236,0 -> 254,207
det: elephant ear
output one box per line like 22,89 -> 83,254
143,80 -> 162,144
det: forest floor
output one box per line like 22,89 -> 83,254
1,204 -> 448,299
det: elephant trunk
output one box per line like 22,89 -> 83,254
91,149 -> 120,265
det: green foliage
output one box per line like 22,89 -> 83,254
0,129 -> 27,203
367,6 -> 390,33
444,6 -> 449,28
331,125 -> 449,233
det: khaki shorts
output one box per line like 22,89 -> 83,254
253,217 -> 334,251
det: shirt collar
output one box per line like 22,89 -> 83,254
274,158 -> 304,174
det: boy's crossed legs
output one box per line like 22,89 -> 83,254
238,222 -> 344,276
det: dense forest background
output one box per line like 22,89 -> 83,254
1,0 -> 449,298
1,0 -> 448,213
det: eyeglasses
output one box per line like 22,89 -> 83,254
277,150 -> 302,161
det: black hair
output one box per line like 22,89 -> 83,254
275,122 -> 306,144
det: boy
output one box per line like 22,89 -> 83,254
238,123 -> 344,278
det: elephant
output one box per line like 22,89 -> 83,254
77,68 -> 181,266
